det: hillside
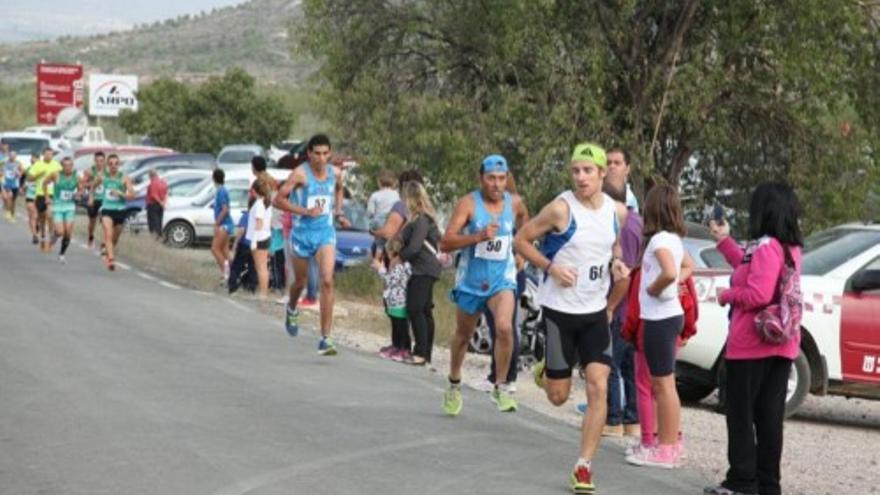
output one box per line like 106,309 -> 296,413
0,0 -> 311,85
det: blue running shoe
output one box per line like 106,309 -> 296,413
318,336 -> 337,356
285,306 -> 300,337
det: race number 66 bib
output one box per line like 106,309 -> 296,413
578,264 -> 606,292
307,195 -> 332,215
475,235 -> 511,261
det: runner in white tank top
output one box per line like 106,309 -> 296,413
514,142 -> 629,495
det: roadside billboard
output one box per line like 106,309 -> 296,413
89,74 -> 139,117
36,63 -> 84,124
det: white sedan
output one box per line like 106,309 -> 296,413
678,223 -> 880,417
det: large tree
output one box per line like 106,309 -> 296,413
119,68 -> 293,155
295,0 -> 879,229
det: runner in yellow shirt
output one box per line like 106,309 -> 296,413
27,147 -> 63,252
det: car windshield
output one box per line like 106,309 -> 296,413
802,228 -> 880,276
168,178 -> 204,196
338,202 -> 369,231
700,247 -> 731,269
218,150 -> 257,164
2,137 -> 49,156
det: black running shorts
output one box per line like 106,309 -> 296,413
87,200 -> 103,219
642,315 -> 684,377
35,196 -> 48,213
102,209 -> 128,226
543,306 -> 612,379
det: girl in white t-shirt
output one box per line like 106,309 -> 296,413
248,177 -> 273,298
627,184 -> 693,469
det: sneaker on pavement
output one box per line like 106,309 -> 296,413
624,423 -> 642,438
285,306 -> 300,337
533,359 -> 546,389
503,382 -> 517,394
703,485 -> 749,495
626,444 -> 679,469
490,388 -> 518,412
443,384 -> 463,417
379,345 -> 396,359
31,235 -> 38,245
299,297 -> 318,308
570,464 -> 596,494
602,424 -> 624,437
474,378 -> 495,393
624,441 -> 653,458
391,349 -> 410,363
58,255 -> 66,264
317,336 -> 337,356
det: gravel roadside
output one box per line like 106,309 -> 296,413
97,235 -> 880,495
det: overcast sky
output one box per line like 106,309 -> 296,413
0,0 -> 246,43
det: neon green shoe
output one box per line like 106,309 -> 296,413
533,359 -> 546,389
443,385 -> 463,417
570,463 -> 596,493
490,388 -> 518,412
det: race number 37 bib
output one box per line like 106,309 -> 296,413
475,235 -> 511,261
578,264 -> 607,292
307,195 -> 332,215
60,190 -> 74,201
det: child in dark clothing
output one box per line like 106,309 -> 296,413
377,237 -> 412,362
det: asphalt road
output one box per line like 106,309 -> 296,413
0,217 -> 706,494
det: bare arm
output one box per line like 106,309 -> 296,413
648,248 -> 678,297
439,196 -> 484,252
373,210 -> 405,240
272,169 -> 314,216
680,251 -> 695,281
513,199 -> 577,287
334,166 -> 345,218
122,177 -> 135,200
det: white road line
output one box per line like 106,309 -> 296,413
115,262 -> 131,271
158,281 -> 182,290
136,271 -> 157,282
193,291 -> 215,298
226,299 -> 253,313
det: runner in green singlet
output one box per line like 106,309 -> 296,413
92,154 -> 133,271
43,157 -> 83,263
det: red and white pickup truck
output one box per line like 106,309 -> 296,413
676,223 -> 880,417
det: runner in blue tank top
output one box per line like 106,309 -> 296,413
440,154 -> 529,416
274,134 -> 350,356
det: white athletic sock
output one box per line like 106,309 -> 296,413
576,458 -> 591,469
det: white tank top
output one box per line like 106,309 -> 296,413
537,191 -> 618,314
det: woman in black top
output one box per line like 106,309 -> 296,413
398,180 -> 442,365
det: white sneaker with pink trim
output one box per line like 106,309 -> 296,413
625,444 -> 680,469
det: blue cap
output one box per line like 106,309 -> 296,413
480,154 -> 509,174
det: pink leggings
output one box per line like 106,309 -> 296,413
635,349 -> 656,446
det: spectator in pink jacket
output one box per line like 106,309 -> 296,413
704,182 -> 803,495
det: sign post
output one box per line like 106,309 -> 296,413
35,63 -> 84,124
88,74 -> 139,117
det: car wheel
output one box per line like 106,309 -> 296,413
675,362 -> 717,403
468,314 -> 493,354
164,220 -> 194,249
714,350 -> 811,419
784,351 -> 810,418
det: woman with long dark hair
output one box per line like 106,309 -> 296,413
704,182 -> 803,495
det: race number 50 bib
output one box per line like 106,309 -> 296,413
475,235 -> 511,261
307,195 -> 332,215
578,264 -> 606,292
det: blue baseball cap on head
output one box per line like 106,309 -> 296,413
480,154 -> 509,174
